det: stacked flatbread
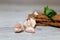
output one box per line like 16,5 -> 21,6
27,12 -> 60,28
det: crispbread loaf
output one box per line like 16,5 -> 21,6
27,12 -> 60,27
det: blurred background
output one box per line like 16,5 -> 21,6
0,0 -> 60,12
0,0 -> 60,27
0,0 -> 60,5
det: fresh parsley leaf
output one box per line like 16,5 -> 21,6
44,6 -> 57,21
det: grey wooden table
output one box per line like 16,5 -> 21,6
0,26 -> 60,40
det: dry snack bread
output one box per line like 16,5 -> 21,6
27,11 -> 60,28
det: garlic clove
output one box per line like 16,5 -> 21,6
15,28 -> 21,33
14,23 -> 24,33
30,18 -> 36,28
34,11 -> 38,16
25,27 -> 35,33
24,20 -> 32,28
24,20 -> 28,27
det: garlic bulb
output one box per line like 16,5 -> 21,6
24,20 -> 28,27
25,27 -> 35,33
24,20 -> 32,28
24,18 -> 36,28
14,23 -> 24,33
14,28 -> 22,33
30,18 -> 36,28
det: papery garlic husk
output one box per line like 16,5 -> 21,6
24,20 -> 28,28
25,27 -> 35,33
34,11 -> 38,16
14,23 -> 24,33
24,18 -> 36,28
15,28 -> 22,33
24,20 -> 32,28
30,18 -> 36,28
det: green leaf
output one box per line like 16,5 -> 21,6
44,6 -> 57,21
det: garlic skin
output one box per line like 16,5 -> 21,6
24,18 -> 36,28
25,27 -> 35,33
30,18 -> 36,28
14,23 -> 24,33
14,28 -> 22,33
24,20 -> 29,28
24,20 -> 28,27
34,11 -> 38,16
24,20 -> 32,28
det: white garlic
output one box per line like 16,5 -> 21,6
24,20 -> 30,27
34,11 -> 38,16
24,18 -> 36,28
14,28 -> 22,33
30,18 -> 36,28
25,27 -> 35,33
15,28 -> 19,31
14,23 -> 24,33
24,20 -> 32,27
24,20 -> 28,27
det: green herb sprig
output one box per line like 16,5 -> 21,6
44,6 -> 57,21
